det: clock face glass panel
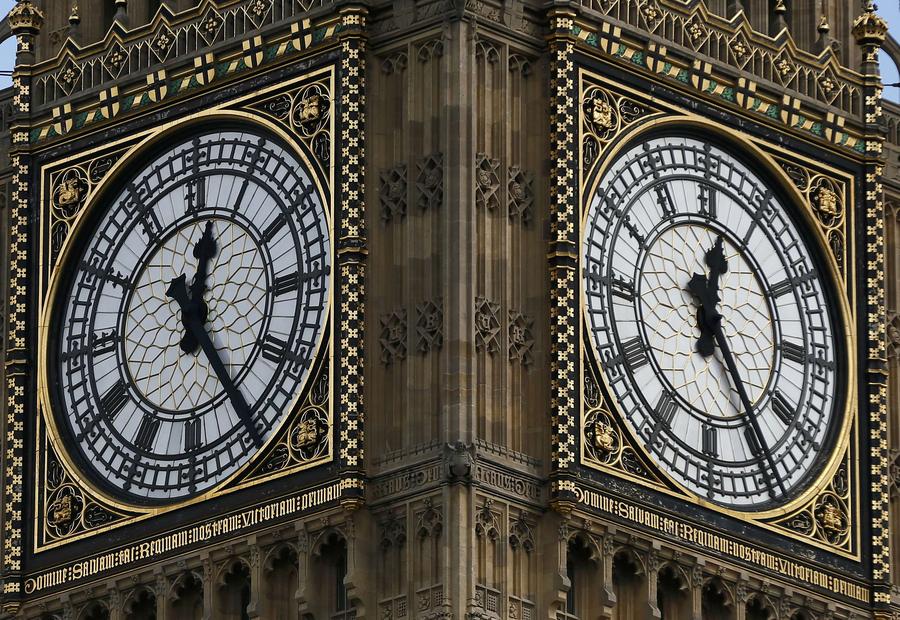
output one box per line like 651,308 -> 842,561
51,126 -> 330,504
582,135 -> 842,509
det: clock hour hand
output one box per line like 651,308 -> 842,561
167,277 -> 264,448
688,236 -> 728,357
189,221 -> 217,324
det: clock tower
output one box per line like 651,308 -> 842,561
0,0 -> 897,619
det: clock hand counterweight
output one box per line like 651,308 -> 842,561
687,235 -> 786,498
167,222 -> 264,448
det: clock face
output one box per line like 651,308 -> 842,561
583,135 -> 843,509
50,126 -> 330,504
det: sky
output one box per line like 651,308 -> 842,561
0,2 -> 895,95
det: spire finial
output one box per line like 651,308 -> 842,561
815,2 -> 833,53
771,0 -> 789,36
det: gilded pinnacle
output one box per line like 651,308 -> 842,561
69,2 -> 80,25
817,13 -> 830,34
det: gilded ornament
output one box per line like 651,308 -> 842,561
591,98 -> 614,130
776,57 -> 794,78
687,20 -> 705,42
154,32 -> 173,53
201,14 -> 223,37
730,39 -> 749,60
820,498 -> 843,533
8,0 -> 45,33
59,65 -> 78,87
249,0 -> 268,17
105,46 -> 127,74
291,418 -> 319,450
593,420 -> 615,453
816,186 -> 838,217
641,3 -> 661,22
54,177 -> 82,208
48,493 -> 75,527
299,94 -> 322,124
852,1 -> 888,46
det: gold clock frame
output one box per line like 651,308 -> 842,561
32,68 -> 338,551
577,73 -> 859,558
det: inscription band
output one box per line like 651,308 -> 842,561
574,485 -> 869,604
26,482 -> 342,594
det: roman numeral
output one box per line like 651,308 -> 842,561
649,390 -> 677,447
781,340 -> 806,364
261,334 -> 288,364
654,183 -> 676,217
186,177 -> 206,214
139,207 -> 162,243
272,265 -> 332,297
702,424 -> 718,457
769,278 -> 793,298
80,259 -> 130,290
134,414 -> 160,453
698,184 -> 717,219
184,418 -> 202,453
262,212 -> 288,243
91,330 -> 117,357
622,216 -> 645,248
771,391 -> 794,425
655,391 -> 677,426
273,272 -> 301,297
744,426 -> 762,456
610,276 -> 635,302
100,380 -> 129,420
622,337 -> 649,369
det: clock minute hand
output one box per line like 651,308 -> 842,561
166,277 -> 264,449
712,320 -> 787,498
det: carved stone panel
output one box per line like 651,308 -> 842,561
416,153 -> 444,211
380,308 -> 408,365
380,163 -> 408,223
416,298 -> 443,354
474,296 -> 501,355
475,153 -> 501,211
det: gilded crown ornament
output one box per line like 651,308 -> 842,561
7,0 -> 44,34
852,1 -> 888,46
